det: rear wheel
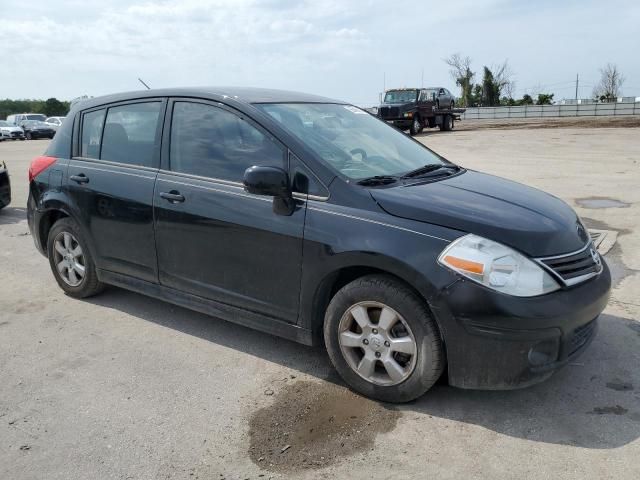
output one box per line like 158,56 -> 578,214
47,218 -> 104,298
324,275 -> 444,403
439,115 -> 454,131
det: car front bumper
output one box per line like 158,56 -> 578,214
430,260 -> 611,389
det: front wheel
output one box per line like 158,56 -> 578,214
324,275 -> 444,403
409,116 -> 423,136
26,132 -> 32,140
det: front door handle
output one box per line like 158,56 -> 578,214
160,191 -> 185,203
70,174 -> 89,184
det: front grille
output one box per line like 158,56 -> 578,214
538,243 -> 602,286
378,106 -> 399,119
568,319 -> 597,356
10,132 -> 23,138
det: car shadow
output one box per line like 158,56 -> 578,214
0,206 -> 27,225
85,287 -> 640,450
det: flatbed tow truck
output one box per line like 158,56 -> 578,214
377,87 -> 466,135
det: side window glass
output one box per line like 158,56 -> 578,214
101,102 -> 161,167
170,101 -> 285,181
81,109 -> 105,159
290,153 -> 328,198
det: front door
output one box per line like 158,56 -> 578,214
153,99 -> 305,323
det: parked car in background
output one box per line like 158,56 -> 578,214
45,116 -> 66,131
20,120 -> 56,140
0,120 -> 26,141
7,113 -> 47,125
27,87 -> 610,403
0,160 -> 10,209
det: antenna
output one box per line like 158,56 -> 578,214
138,78 -> 151,90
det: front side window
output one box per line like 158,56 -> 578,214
169,101 -> 284,181
256,103 -> 446,180
101,102 -> 161,166
81,109 -> 105,159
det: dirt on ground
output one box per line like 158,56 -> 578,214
248,380 -> 400,473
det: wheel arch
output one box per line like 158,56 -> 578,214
306,257 -> 445,347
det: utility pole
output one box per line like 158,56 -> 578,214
421,69 -> 424,88
575,73 -> 579,100
383,72 -> 386,93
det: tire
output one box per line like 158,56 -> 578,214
324,274 -> 444,403
47,217 -> 104,298
26,132 -> 32,140
440,115 -> 454,132
409,116 -> 423,136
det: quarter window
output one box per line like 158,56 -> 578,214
169,101 -> 285,181
101,102 -> 161,167
81,109 -> 105,159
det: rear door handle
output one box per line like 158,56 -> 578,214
159,191 -> 185,203
70,174 -> 89,184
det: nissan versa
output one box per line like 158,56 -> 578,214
27,88 -> 611,402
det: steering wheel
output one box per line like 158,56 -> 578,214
350,148 -> 367,161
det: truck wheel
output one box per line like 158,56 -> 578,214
440,115 -> 454,131
324,274 -> 445,403
409,116 -> 423,136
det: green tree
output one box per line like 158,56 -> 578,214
44,98 -> 69,117
520,94 -> 534,105
536,93 -> 554,105
445,54 -> 475,107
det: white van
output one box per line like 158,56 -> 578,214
6,113 -> 47,125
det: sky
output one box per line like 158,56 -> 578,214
2,0 -> 639,106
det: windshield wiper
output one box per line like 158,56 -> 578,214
401,164 -> 459,179
356,175 -> 399,186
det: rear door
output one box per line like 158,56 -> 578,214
153,99 -> 305,323
67,99 -> 165,283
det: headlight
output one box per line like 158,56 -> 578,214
438,234 -> 560,297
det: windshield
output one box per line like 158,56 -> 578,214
255,103 -> 446,180
26,114 -> 47,121
383,90 -> 418,104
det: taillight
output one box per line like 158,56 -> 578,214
28,155 -> 56,183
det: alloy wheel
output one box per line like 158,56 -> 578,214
53,231 -> 86,287
338,301 -> 417,386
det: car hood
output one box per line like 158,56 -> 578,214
0,126 -> 23,132
370,170 -> 588,257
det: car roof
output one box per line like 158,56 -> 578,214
75,87 -> 346,110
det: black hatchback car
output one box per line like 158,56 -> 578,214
27,88 -> 610,402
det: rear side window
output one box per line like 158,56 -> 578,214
101,102 -> 161,167
169,101 -> 284,181
81,109 -> 105,159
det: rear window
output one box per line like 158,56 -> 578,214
26,114 -> 46,121
80,109 -> 105,159
101,102 -> 161,167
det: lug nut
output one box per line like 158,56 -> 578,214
363,339 -> 369,345
372,329 -> 378,334
384,341 -> 390,347
375,352 -> 381,358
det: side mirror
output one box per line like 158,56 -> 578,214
243,166 -> 291,198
